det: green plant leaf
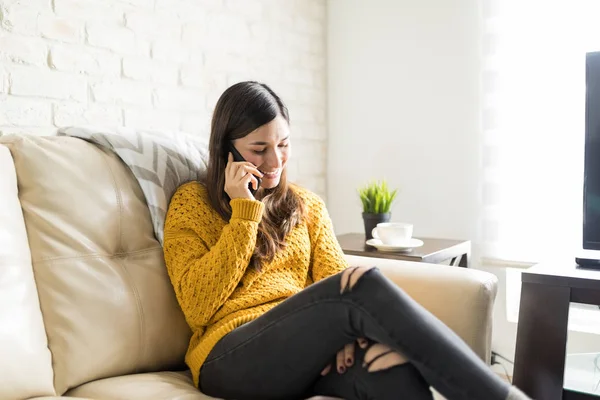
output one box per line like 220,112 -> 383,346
357,179 -> 399,213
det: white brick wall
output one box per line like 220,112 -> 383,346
0,0 -> 327,198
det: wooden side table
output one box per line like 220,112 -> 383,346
336,233 -> 471,268
513,262 -> 600,400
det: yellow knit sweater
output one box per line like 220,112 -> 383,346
163,181 -> 349,388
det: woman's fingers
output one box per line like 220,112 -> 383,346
224,155 -> 258,200
239,166 -> 262,191
335,342 -> 355,373
345,342 -> 355,367
336,348 -> 346,374
241,164 -> 263,179
357,338 -> 369,349
228,163 -> 246,183
242,171 -> 259,190
228,159 -> 240,179
250,175 -> 259,190
234,164 -> 263,181
324,340 -> 365,376
225,153 -> 233,175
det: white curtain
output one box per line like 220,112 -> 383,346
481,0 -> 600,263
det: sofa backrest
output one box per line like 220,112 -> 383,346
0,135 -> 192,396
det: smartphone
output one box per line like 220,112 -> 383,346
228,143 -> 261,195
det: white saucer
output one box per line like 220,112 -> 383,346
366,238 -> 424,252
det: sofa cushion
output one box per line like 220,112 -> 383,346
57,126 -> 209,245
0,145 -> 55,399
65,370 -> 210,400
29,398 -> 93,399
66,370 -> 345,400
0,135 -> 192,394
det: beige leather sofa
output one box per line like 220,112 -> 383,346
0,134 -> 499,400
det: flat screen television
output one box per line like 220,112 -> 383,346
578,51 -> 600,267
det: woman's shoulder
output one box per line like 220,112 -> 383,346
168,181 -> 211,212
290,183 -> 321,203
290,183 -> 327,215
165,181 -> 212,228
172,180 -> 208,202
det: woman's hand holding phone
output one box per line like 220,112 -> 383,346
224,153 -> 263,200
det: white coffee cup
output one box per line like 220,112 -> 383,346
372,222 -> 413,246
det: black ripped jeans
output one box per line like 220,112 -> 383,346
199,267 -> 512,400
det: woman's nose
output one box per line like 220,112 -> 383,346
265,149 -> 282,168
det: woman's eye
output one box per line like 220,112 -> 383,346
279,143 -> 289,148
252,149 -> 266,155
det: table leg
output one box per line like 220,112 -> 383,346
513,281 -> 571,400
450,252 -> 470,268
458,252 -> 469,268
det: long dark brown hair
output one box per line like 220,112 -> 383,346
206,81 -> 306,271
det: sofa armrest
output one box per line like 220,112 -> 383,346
344,255 -> 498,364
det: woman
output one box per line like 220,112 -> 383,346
163,81 -> 528,400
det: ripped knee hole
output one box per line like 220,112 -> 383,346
340,266 -> 376,294
363,343 -> 409,372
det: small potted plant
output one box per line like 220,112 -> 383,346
358,180 -> 398,239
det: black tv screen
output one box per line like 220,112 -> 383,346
583,51 -> 600,250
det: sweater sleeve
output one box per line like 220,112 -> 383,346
307,194 -> 350,283
163,183 -> 264,329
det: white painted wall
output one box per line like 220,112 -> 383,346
0,0 -> 327,198
327,0 -> 483,246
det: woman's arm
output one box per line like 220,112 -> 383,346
308,195 -> 350,283
163,183 -> 264,329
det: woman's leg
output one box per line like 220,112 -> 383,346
199,267 -> 525,400
199,268 -> 431,400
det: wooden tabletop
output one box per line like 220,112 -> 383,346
523,261 -> 600,290
336,233 -> 471,266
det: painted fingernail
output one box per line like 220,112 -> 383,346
338,366 -> 346,373
346,357 -> 353,366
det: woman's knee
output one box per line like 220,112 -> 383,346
339,266 -> 382,294
363,343 -> 409,372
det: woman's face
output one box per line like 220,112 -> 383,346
232,115 -> 291,189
